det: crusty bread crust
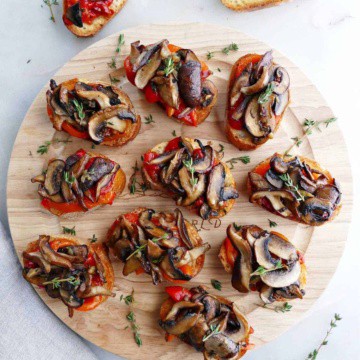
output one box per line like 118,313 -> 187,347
221,0 -> 290,12
225,55 -> 290,151
247,153 -> 342,226
63,0 -> 127,37
48,78 -> 141,147
142,138 -> 237,218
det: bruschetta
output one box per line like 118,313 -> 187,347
142,137 -> 239,219
219,224 -> 307,304
63,0 -> 127,37
247,153 -> 342,226
124,39 -> 218,126
159,285 -> 253,359
106,208 -> 210,285
22,235 -> 115,317
226,51 -> 290,150
221,0 -> 289,12
46,78 -> 140,146
31,148 -> 126,217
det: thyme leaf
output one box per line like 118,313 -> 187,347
62,226 -> 76,236
144,114 -> 155,124
183,158 -> 198,186
258,83 -> 275,104
225,156 -> 250,169
206,43 -> 239,60
72,99 -> 85,121
43,276 -> 80,289
211,279 -> 222,291
116,34 -> 125,54
42,0 -> 59,22
163,57 -> 175,77
250,260 -> 284,277
268,219 -> 278,228
89,234 -> 97,243
279,173 -> 305,202
203,324 -> 221,342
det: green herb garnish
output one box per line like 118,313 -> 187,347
126,234 -> 169,260
258,83 -> 275,104
226,156 -> 250,169
42,0 -> 59,22
43,276 -> 80,289
63,171 -> 75,185
203,324 -> 221,342
116,34 -> 125,53
250,260 -> 284,277
222,43 -> 239,55
183,158 -> 198,186
62,226 -> 76,236
275,302 -> 292,313
126,311 -> 142,347
144,114 -> 155,124
233,223 -> 242,231
89,234 -> 97,243
268,219 -> 277,228
163,57 -> 175,77
72,99 -> 85,121
211,279 -> 222,291
172,130 -> 177,137
279,173 -> 305,202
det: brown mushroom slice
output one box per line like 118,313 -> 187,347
58,245 -> 89,264
315,184 -> 341,206
250,190 -> 297,217
82,286 -> 115,298
174,243 -> 211,268
38,184 -> 64,203
200,80 -> 217,108
22,268 -> 45,286
221,187 -> 239,201
132,40 -> 166,72
244,96 -> 268,138
261,261 -> 301,288
61,179 -> 76,203
253,233 -> 277,269
95,164 -> 120,201
178,60 -> 202,108
248,172 -> 272,191
260,284 -> 275,304
273,90 -> 289,116
71,178 -> 88,211
38,236 -> 73,269
265,169 -> 283,189
272,66 -> 290,95
59,288 -> 84,309
160,248 -> 193,281
187,316 -> 209,351
75,84 -> 111,109
138,209 -> 170,239
123,256 -> 142,276
161,301 -> 204,335
152,74 -> 180,109
79,158 -> 114,191
204,333 -> 240,360
178,167 -> 206,206
135,50 -> 161,90
267,234 -> 298,262
230,64 -> 252,107
31,174 -> 45,184
254,50 -> 273,78
270,155 -> 289,174
162,148 -> 185,184
244,225 -> 264,247
175,208 -> 194,249
199,203 -> 218,220
193,146 -> 214,174
23,251 -> 51,273
148,150 -> 177,165
241,65 -> 271,95
207,163 -> 226,210
232,95 -> 252,121
227,225 -> 252,293
274,284 -> 304,300
300,197 -> 333,224
44,159 -> 66,195
147,239 -> 165,261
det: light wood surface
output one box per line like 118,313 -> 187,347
7,23 -> 352,359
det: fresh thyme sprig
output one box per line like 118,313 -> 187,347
203,324 -> 221,342
307,314 -> 342,359
207,43 -> 239,60
107,34 -> 125,69
275,302 -> 292,313
233,223 -> 242,231
268,219 -> 278,228
109,74 -> 120,84
116,34 -> 125,53
126,234 -> 169,260
279,173 -> 305,202
258,83 -> 275,104
43,276 -> 80,289
172,130 -> 177,137
129,161 -> 147,195
107,57 -> 117,69
211,279 -> 222,291
72,99 -> 86,122
284,117 -> 337,156
226,156 -> 250,169
89,234 -> 97,243
163,57 -> 175,77
62,226 -> 76,236
183,158 -> 198,186
37,139 -> 72,155
126,311 -> 142,347
250,260 -> 284,277
63,171 -> 75,185
218,144 -> 225,153
42,0 -> 59,22
144,114 -> 155,124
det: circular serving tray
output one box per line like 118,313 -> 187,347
7,23 -> 352,360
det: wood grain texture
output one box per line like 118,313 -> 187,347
7,23 -> 352,359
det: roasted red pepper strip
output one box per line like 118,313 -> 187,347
165,286 -> 193,302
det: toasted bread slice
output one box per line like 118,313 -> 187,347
225,52 -> 290,150
46,78 -> 141,147
63,0 -> 127,37
221,0 -> 289,11
247,153 -> 342,226
142,137 -> 239,219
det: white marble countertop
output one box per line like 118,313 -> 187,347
1,0 -> 359,359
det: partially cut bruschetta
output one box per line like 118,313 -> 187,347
106,208 -> 210,285
31,148 -> 126,216
22,235 -> 115,317
219,224 -> 307,304
124,40 -> 218,126
46,78 -> 140,146
159,285 -> 253,359
226,51 -> 290,150
247,153 -> 342,225
142,137 -> 239,219
63,0 -> 127,37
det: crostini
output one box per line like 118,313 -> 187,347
226,51 -> 290,150
63,0 -> 127,37
142,137 -> 239,219
46,78 -> 140,146
247,153 -> 342,226
221,0 -> 289,12
31,148 -> 126,216
159,285 -> 253,359
219,224 -> 307,304
22,235 -> 115,317
124,40 -> 218,126
106,208 -> 210,285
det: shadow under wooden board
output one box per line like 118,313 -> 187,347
7,23 -> 352,359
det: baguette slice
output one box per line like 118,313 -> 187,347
247,153 -> 342,226
221,0 -> 290,11
63,0 -> 127,37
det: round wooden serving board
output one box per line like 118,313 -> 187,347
7,23 -> 352,359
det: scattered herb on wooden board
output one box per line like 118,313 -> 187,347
268,219 -> 278,228
207,43 -> 239,60
42,0 -> 59,22
62,226 -> 76,236
226,156 -> 250,169
211,279 -> 222,291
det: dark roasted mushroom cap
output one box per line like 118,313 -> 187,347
178,60 -> 202,108
44,159 -> 66,196
79,158 -> 114,191
300,197 -> 333,224
65,2 -> 83,28
204,333 -> 240,359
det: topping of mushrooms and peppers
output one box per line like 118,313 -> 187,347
31,149 -> 125,216
227,51 -> 290,145
106,208 -> 210,285
142,137 -> 239,219
63,0 -> 114,28
219,224 -> 306,304
248,153 -> 341,226
46,78 -> 140,146
124,40 -> 217,126
159,285 -> 254,359
22,235 -> 115,317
